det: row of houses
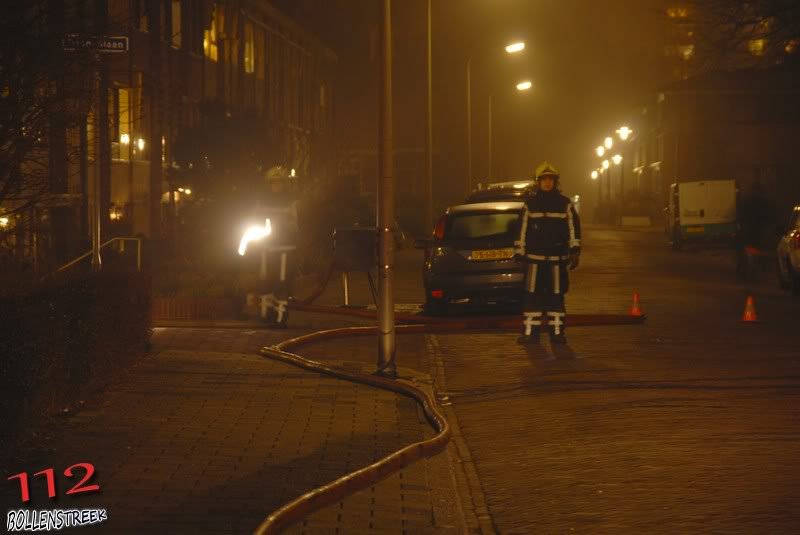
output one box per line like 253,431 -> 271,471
1,0 -> 336,273
602,64 -> 800,224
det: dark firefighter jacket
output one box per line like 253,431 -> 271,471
515,190 -> 581,259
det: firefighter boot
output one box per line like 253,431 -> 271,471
549,329 -> 567,344
517,328 -> 541,345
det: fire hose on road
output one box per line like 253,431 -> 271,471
254,303 -> 645,533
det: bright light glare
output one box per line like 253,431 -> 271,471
612,154 -> 622,165
505,42 -> 525,54
120,133 -> 130,145
290,168 -> 296,177
184,188 -> 192,195
602,159 -> 610,169
513,182 -> 529,189
516,80 -> 532,91
604,136 -> 613,149
591,170 -> 598,180
595,146 -> 605,157
238,219 -> 272,256
617,126 -> 632,140
0,216 -> 9,227
137,138 -> 145,151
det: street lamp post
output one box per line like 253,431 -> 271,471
487,80 -> 531,180
425,0 -> 433,231
377,0 -> 396,377
466,41 -> 524,193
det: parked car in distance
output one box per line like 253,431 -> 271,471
777,204 -> 800,295
665,180 -> 737,249
465,180 -> 535,204
415,201 -> 525,314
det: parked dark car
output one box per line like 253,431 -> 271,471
416,201 -> 525,314
777,204 -> 800,295
465,180 -> 535,204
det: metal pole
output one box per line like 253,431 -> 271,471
91,51 -> 102,271
488,94 -> 493,180
377,0 -> 396,376
466,57 -> 472,195
425,0 -> 433,231
342,272 -> 350,306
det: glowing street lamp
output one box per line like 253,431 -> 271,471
612,154 -> 622,165
505,41 -> 525,54
238,218 -> 272,256
602,159 -> 610,169
604,136 -> 613,150
467,39 -> 527,191
595,146 -> 605,157
591,170 -> 599,180
616,126 -> 632,140
516,80 -> 532,91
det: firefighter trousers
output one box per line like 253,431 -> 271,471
521,258 -> 569,336
259,247 -> 294,326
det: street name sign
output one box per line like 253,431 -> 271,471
63,35 -> 129,53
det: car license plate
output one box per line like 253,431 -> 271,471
471,248 -> 514,260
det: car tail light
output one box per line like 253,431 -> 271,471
433,216 -> 447,240
430,289 -> 444,299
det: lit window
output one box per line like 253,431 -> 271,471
748,38 -> 766,56
666,6 -> 688,18
678,44 -> 694,61
118,88 -> 131,160
171,0 -> 181,48
204,4 -> 221,62
244,21 -> 255,74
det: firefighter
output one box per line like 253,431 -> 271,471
257,166 -> 299,327
516,162 -> 581,344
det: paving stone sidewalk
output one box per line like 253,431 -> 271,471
1,326 -> 465,534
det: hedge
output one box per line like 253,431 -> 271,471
0,272 -> 151,452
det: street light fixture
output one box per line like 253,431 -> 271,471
467,40 -> 526,192
516,80 -> 532,91
612,154 -> 622,165
591,170 -> 598,180
595,146 -> 605,157
505,41 -> 525,54
602,159 -> 610,169
616,126 -> 632,140
604,136 -> 613,150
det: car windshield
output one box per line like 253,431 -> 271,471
446,212 -> 520,240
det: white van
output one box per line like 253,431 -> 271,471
666,180 -> 737,248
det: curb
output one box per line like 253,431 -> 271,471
289,302 -> 647,327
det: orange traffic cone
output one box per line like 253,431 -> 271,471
629,292 -> 644,317
741,295 -> 758,322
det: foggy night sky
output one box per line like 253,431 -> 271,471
274,0 -> 669,209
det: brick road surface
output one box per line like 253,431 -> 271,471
1,326 -> 464,534
429,226 -> 800,533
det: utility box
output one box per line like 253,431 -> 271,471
334,227 -> 376,272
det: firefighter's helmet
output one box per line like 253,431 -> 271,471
534,161 -> 560,181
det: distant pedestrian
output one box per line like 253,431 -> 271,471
516,162 -> 581,344
735,181 -> 773,281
